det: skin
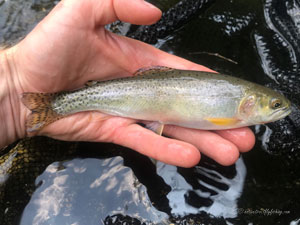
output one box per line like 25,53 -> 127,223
0,0 -> 255,167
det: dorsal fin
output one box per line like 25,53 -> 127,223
133,66 -> 174,76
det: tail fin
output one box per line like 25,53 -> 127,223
21,93 -> 63,133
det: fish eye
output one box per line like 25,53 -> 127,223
270,99 -> 282,109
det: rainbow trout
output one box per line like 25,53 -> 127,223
21,67 -> 291,133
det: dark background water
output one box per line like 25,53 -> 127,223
0,0 -> 300,224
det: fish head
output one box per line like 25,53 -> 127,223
239,88 -> 291,125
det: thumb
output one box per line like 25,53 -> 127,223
61,0 -> 162,26
112,0 -> 162,25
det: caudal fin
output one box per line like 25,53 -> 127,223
21,93 -> 63,133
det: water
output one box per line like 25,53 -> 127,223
0,0 -> 299,224
20,157 -> 169,225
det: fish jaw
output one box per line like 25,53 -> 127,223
267,106 -> 292,122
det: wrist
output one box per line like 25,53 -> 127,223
0,47 -> 26,148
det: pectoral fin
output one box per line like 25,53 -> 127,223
145,121 -> 164,135
205,118 -> 239,126
145,121 -> 165,166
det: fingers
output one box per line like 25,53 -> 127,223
163,126 -> 241,166
40,112 -> 200,167
110,124 -> 201,167
215,127 -> 255,152
38,109 -> 251,167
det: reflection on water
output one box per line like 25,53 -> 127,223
157,158 -> 246,218
20,156 -> 247,225
21,157 -> 169,225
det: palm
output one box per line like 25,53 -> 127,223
14,0 -> 255,167
17,7 -> 120,91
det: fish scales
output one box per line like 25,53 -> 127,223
21,68 -> 291,132
52,71 -> 244,125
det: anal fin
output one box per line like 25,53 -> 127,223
145,121 -> 165,166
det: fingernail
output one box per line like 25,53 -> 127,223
143,1 -> 161,10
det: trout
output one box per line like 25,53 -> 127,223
21,67 -> 291,134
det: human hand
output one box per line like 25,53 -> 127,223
4,0 -> 255,167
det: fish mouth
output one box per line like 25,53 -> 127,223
269,106 -> 292,121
